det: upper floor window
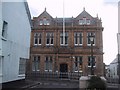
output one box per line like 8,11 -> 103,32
32,56 -> 40,71
87,32 -> 95,46
60,32 -> 68,46
46,32 -> 54,46
2,21 -> 8,38
88,56 -> 96,67
45,56 -> 53,72
40,18 -> 50,25
74,32 -> 83,46
79,17 -> 90,25
34,33 -> 42,46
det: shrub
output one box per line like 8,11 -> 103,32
87,76 -> 107,90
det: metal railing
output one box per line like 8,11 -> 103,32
106,77 -> 119,84
26,72 -> 81,80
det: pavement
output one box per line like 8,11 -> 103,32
2,79 -> 39,90
2,79 -> 120,90
2,79 -> 79,90
107,83 -> 119,90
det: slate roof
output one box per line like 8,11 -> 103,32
32,8 -> 102,27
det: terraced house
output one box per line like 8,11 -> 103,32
28,8 -> 104,76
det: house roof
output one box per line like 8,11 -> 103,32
32,8 -> 102,27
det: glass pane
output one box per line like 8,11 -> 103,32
79,33 -> 82,44
47,38 -> 49,44
65,36 -> 68,44
40,20 -> 43,25
51,38 -> 53,44
39,38 -> 41,44
60,37 -> 63,44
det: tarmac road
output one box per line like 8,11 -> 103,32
25,80 -> 79,90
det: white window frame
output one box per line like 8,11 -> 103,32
19,58 -> 26,75
40,20 -> 43,25
79,18 -> 90,25
87,32 -> 95,46
74,32 -> 83,46
87,19 -> 90,25
38,33 -> 42,45
34,33 -> 42,46
45,56 -> 53,72
79,19 -> 83,25
83,17 -> 86,24
32,56 -> 40,71
40,18 -> 50,25
60,32 -> 68,46
74,56 -> 82,72
88,56 -> 96,67
0,56 -> 3,77
46,33 -> 54,46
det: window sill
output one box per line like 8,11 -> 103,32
87,44 -> 95,46
74,71 -> 78,72
18,74 -> 25,77
1,37 -> 7,41
32,70 -> 40,71
46,44 -> 54,46
88,66 -> 96,67
45,70 -> 52,72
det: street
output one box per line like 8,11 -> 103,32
2,79 -> 120,90
24,79 -> 79,90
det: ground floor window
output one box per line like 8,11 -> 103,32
19,58 -> 26,75
0,56 -> 3,76
45,56 -> 53,72
32,56 -> 40,71
88,56 -> 96,67
73,56 -> 82,72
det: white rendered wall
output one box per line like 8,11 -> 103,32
0,1 -> 2,86
118,1 -> 120,55
2,2 -> 31,83
109,57 -> 119,80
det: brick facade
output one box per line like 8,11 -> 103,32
28,8 -> 104,76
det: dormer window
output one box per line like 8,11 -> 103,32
40,18 -> 50,25
86,19 -> 90,25
79,19 -> 83,25
79,17 -> 90,25
83,17 -> 86,24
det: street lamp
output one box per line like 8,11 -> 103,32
89,34 -> 95,75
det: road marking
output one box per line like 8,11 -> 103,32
44,82 -> 50,85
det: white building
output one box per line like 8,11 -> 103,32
117,1 -> 120,83
0,0 -> 2,86
118,1 -> 120,53
107,56 -> 119,83
118,1 -> 120,33
1,0 -> 31,83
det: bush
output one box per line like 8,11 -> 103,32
87,76 -> 107,90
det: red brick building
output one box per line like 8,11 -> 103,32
29,8 -> 104,76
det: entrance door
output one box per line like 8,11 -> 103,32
60,64 -> 68,78
60,64 -> 68,72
